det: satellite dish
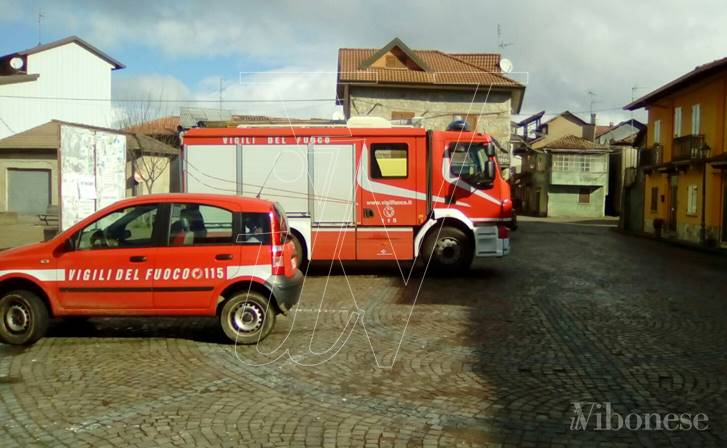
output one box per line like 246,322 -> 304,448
499,58 -> 513,73
9,57 -> 24,70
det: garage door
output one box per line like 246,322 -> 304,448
7,169 -> 51,214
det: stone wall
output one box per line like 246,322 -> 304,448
349,86 -> 513,167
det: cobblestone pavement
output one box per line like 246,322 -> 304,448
1,221 -> 726,447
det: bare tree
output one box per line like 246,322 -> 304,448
115,94 -> 178,195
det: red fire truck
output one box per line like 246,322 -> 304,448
181,118 -> 513,271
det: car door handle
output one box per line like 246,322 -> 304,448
129,255 -> 147,263
215,253 -> 234,261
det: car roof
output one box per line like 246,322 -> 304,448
112,193 -> 274,212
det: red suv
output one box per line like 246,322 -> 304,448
0,194 -> 302,345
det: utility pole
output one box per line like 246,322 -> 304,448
218,77 -> 223,113
37,10 -> 44,45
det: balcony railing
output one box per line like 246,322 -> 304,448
639,144 -> 662,167
673,135 -> 710,161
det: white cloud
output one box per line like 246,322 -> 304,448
9,0 -> 727,125
113,69 -> 341,122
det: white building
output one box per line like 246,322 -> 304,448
0,36 -> 124,140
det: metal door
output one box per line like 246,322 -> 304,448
7,168 -> 50,214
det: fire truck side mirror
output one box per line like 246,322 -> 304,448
485,143 -> 497,157
485,160 -> 496,180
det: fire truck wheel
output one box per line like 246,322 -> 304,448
290,233 -> 307,271
423,226 -> 474,273
220,291 -> 275,344
0,290 -> 49,345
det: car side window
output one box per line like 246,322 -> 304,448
76,204 -> 159,250
238,213 -> 271,245
168,203 -> 234,246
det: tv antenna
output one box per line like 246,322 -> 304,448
587,90 -> 601,116
37,10 -> 45,45
497,24 -> 514,50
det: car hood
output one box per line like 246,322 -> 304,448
0,241 -> 53,261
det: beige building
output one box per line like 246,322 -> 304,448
336,38 -> 525,176
0,120 -> 178,217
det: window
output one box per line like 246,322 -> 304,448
168,204 -> 234,246
449,143 -> 489,179
691,104 -> 701,135
76,204 -> 158,250
371,144 -> 408,179
578,188 -> 591,204
650,187 -> 659,212
552,154 -> 594,172
687,184 -> 699,216
674,107 -> 682,137
391,111 -> 415,121
385,55 -> 399,68
654,120 -> 662,144
239,213 -> 272,244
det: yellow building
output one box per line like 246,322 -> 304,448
626,57 -> 727,247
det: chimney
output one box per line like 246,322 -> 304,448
585,113 -> 597,142
590,113 -> 596,125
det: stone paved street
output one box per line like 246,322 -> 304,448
1,219 -> 726,447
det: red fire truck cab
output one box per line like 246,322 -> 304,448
182,119 -> 513,271
0,194 -> 301,346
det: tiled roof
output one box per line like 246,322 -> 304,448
448,53 -> 500,72
123,115 -> 180,135
337,48 -> 521,88
541,135 -> 609,150
595,125 -> 614,138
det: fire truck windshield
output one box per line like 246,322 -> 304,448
449,143 -> 490,181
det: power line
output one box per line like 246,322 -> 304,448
0,94 -> 336,103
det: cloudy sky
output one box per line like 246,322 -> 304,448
2,0 -> 727,125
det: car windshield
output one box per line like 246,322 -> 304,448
449,143 -> 489,179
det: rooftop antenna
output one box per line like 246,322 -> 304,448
37,10 -> 44,45
631,85 -> 647,121
587,90 -> 601,118
497,24 -> 514,50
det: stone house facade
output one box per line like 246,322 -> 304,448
336,38 -> 525,177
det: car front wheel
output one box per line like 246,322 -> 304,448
0,290 -> 49,345
219,291 -> 275,344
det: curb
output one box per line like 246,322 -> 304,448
611,227 -> 727,257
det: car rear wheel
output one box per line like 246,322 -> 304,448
422,226 -> 474,274
0,290 -> 49,345
219,291 -> 275,344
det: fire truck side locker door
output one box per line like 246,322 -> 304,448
184,145 -> 237,194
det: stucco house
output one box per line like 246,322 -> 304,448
517,135 -> 611,217
336,38 -> 525,177
0,35 -> 124,140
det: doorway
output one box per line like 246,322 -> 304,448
721,174 -> 727,245
668,175 -> 678,233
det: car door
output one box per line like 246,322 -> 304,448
152,202 -> 242,309
56,203 -> 160,310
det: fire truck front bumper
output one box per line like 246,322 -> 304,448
267,270 -> 303,314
